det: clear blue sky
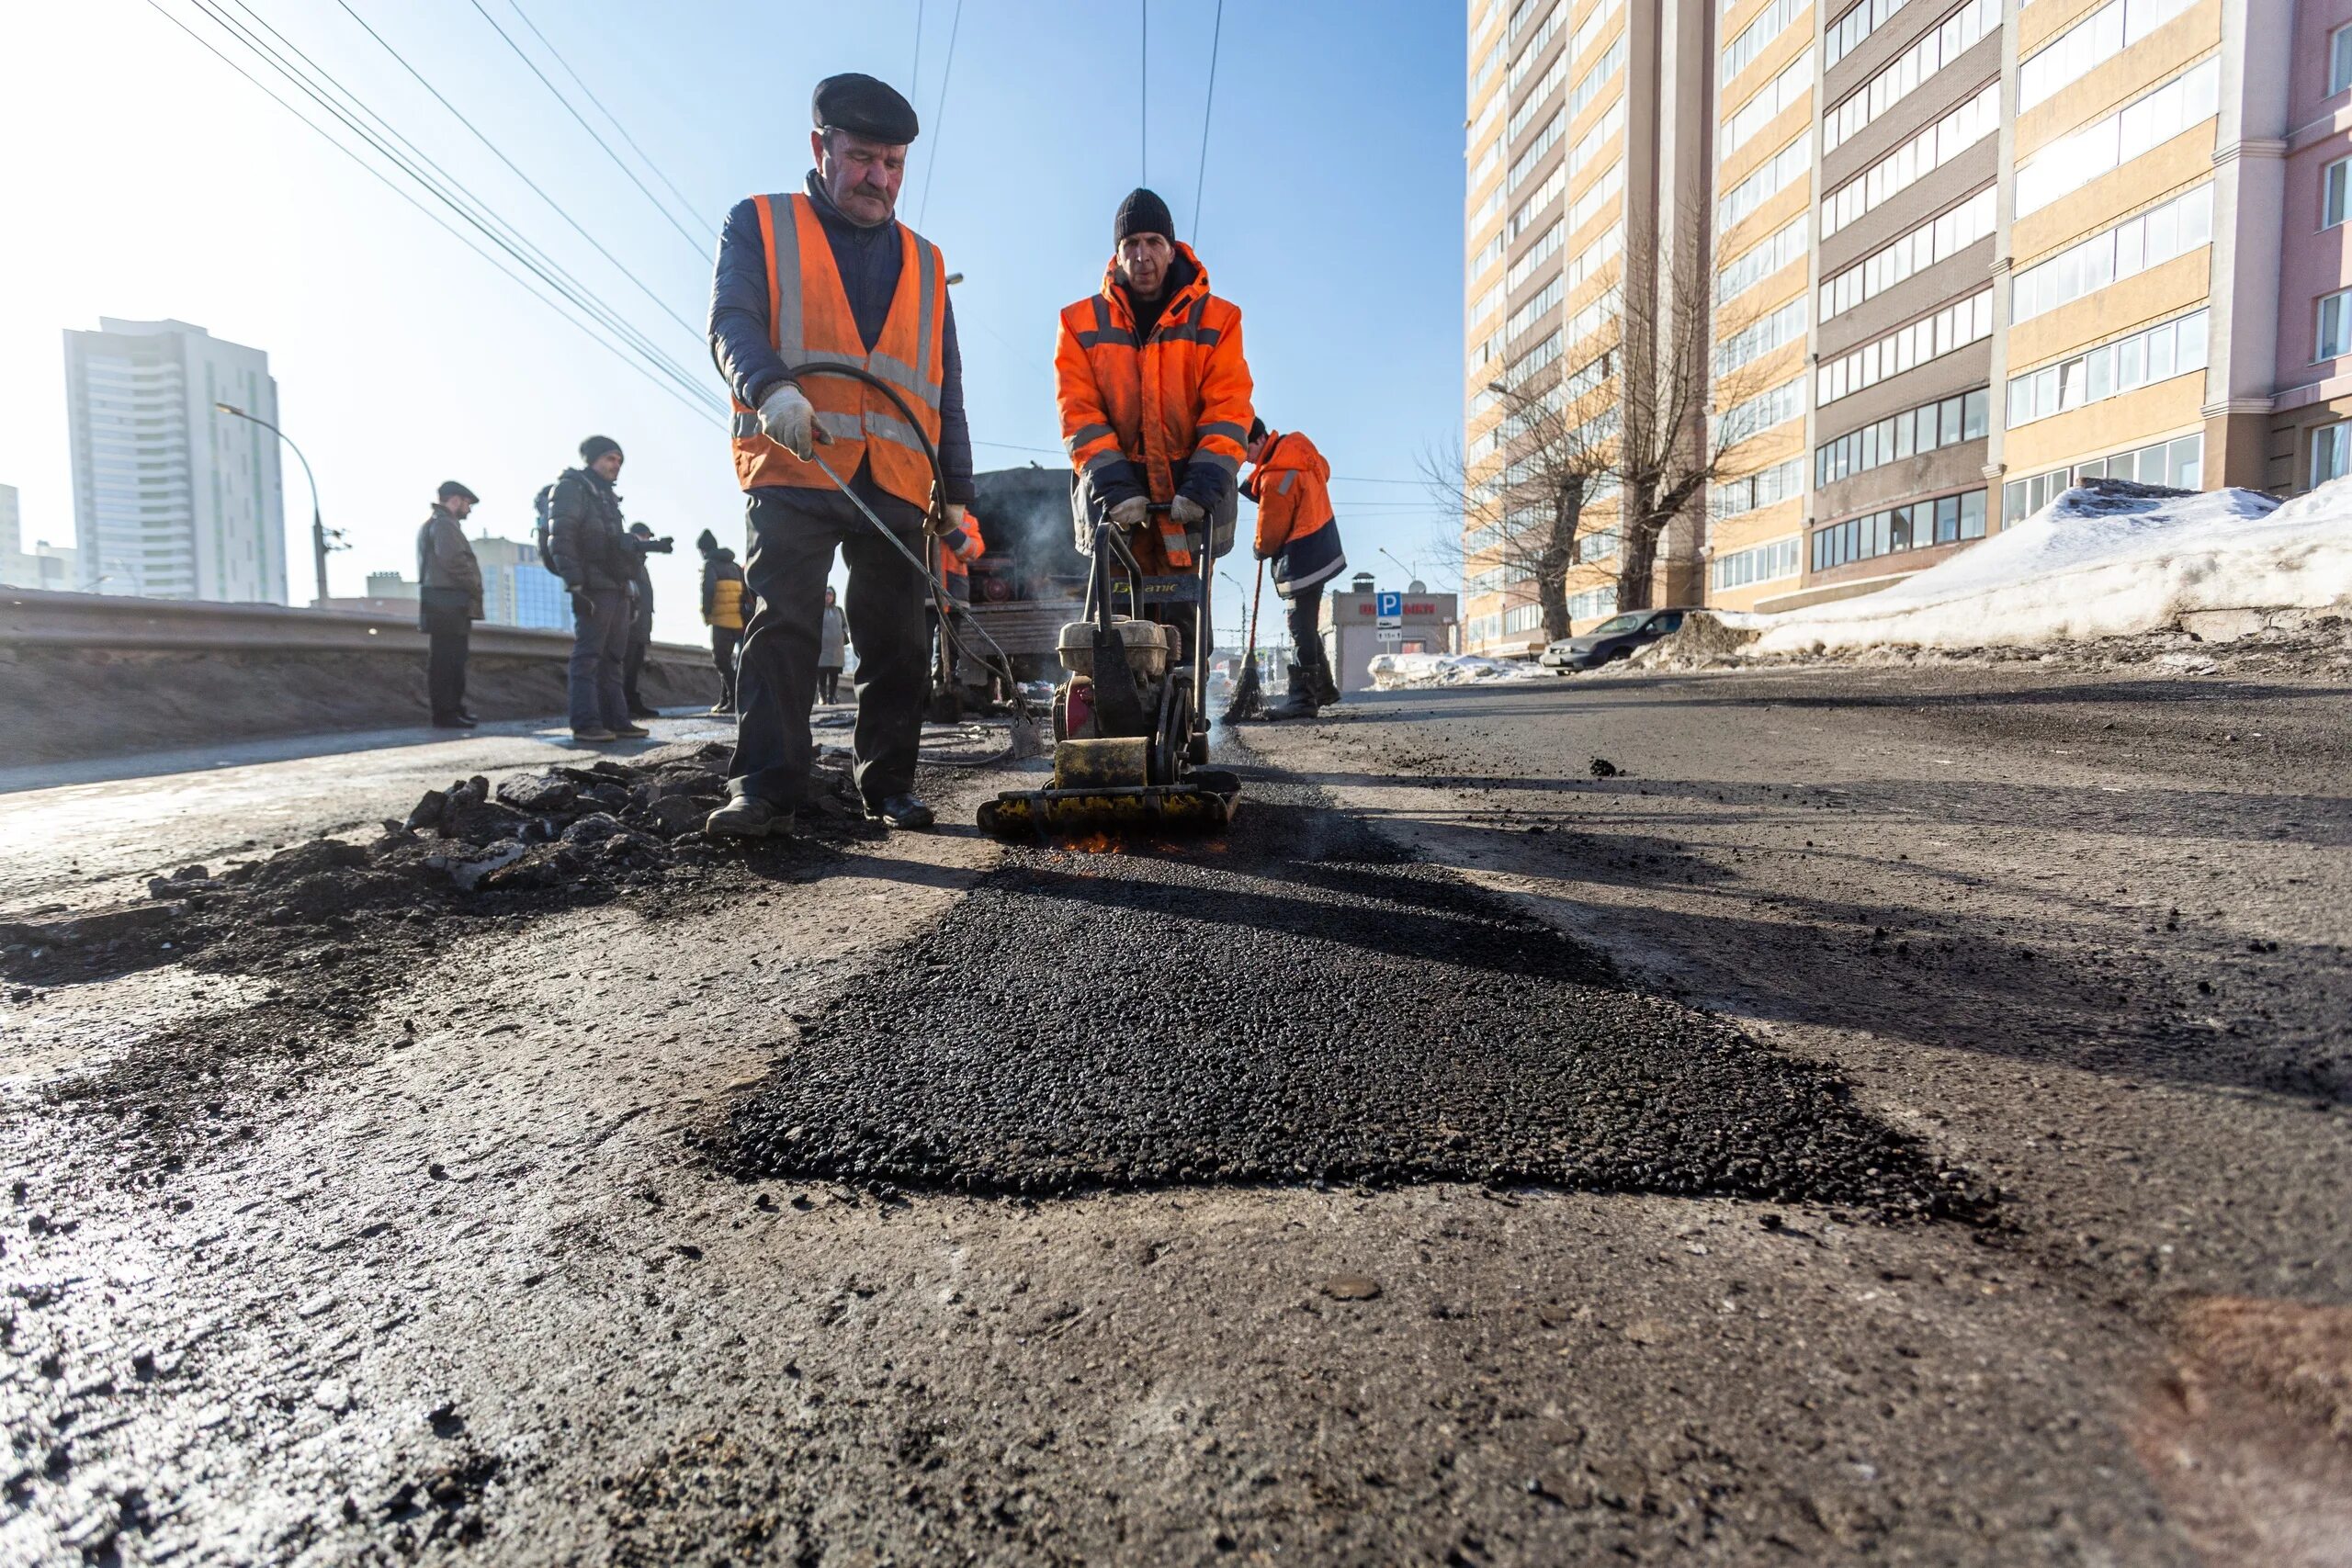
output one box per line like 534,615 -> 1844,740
1,1 -> 1467,645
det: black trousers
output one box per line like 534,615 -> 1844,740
710,626 -> 741,706
424,613 -> 469,720
622,603 -> 654,711
729,481 -> 929,808
1286,590 -> 1338,699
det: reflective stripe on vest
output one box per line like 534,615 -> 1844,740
729,194 -> 947,510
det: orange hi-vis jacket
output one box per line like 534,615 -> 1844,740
1244,431 -> 1348,598
728,193 -> 948,511
1054,243 -> 1253,570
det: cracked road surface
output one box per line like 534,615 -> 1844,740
5,663 -> 2349,1564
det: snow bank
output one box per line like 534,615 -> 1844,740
1367,652 -> 1553,689
1751,478 -> 2352,655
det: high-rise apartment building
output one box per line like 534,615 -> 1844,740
1464,0 -> 2324,647
1463,0 -> 1718,651
65,318 -> 287,604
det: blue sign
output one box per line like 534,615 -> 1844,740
1375,591 -> 1403,626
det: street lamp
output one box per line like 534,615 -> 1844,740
215,401 -> 341,604
1378,547 -> 1424,587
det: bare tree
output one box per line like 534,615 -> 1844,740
1611,214 -> 1779,610
1424,340 -> 1619,645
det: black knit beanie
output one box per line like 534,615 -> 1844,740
579,434 -> 623,465
1114,187 -> 1175,246
695,528 -> 718,557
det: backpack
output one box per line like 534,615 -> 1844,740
533,482 -> 557,564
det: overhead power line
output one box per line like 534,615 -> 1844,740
503,0 -> 708,238
916,0 -> 963,230
203,0 -> 716,411
331,0 -> 704,344
142,0 -> 718,423
464,0 -> 709,263
1192,0 -> 1224,241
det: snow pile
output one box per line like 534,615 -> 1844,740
1751,479 -> 2352,655
1631,611 -> 1764,669
1367,652 -> 1552,689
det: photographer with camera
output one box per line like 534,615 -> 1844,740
544,435 -> 646,744
622,521 -> 674,720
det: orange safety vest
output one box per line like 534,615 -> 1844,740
729,193 -> 948,511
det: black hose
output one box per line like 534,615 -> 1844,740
774,362 -> 1040,736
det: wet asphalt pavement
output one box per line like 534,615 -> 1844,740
732,777 -> 1977,1218
5,660 -> 2350,1563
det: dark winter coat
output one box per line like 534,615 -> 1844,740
415,505 -> 484,621
708,172 -> 975,504
545,468 -> 631,593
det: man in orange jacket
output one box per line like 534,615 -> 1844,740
1054,188 -> 1254,652
1243,417 -> 1347,718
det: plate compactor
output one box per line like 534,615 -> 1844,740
979,512 -> 1242,838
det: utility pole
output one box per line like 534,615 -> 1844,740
216,401 -> 337,604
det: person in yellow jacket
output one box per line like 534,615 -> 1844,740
1242,418 -> 1346,718
695,528 -> 751,715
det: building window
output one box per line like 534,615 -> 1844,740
2313,423 -> 2351,489
2016,57 -> 2221,217
2321,290 -> 2352,362
1818,288 -> 1996,405
2000,434 -> 2205,522
2012,184 -> 2214,320
1811,491 -> 1987,572
2335,24 -> 2352,96
2019,0 -> 2199,111
1816,389 -> 1990,487
2007,310 -> 2210,426
1711,535 -> 1803,592
2330,159 -> 2352,231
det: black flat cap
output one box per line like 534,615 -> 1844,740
813,73 -> 919,144
436,479 -> 479,503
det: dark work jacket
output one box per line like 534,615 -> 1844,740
708,172 -> 975,504
624,536 -> 656,622
545,468 -> 631,593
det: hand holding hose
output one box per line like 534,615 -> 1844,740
757,383 -> 831,461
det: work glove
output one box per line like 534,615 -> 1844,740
757,382 -> 824,460
926,501 -> 967,540
1170,495 -> 1207,528
1107,495 -> 1151,528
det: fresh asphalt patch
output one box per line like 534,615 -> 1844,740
729,776 -> 1988,1220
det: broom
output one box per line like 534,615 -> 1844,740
1222,559 -> 1268,722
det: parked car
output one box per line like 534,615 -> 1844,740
1539,609 -> 1694,671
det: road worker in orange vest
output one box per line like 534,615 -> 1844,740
1243,417 -> 1347,718
704,73 -> 972,840
1054,188 -> 1255,654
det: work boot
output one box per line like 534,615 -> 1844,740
1267,665 -> 1320,721
432,714 -> 478,730
571,726 -> 617,743
610,721 -> 650,739
706,795 -> 791,840
628,703 -> 661,720
865,793 -> 936,830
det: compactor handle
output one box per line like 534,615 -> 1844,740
1084,522 -> 1147,635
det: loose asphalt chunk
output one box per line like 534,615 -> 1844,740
729,781 -> 1988,1220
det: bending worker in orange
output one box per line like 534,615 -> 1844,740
1053,187 -> 1254,648
1242,416 -> 1347,719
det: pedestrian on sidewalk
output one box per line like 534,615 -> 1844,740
697,528 -> 750,715
817,584 -> 847,705
545,435 -> 647,744
704,72 -> 974,839
622,521 -> 673,720
416,479 -> 484,729
1244,419 -> 1346,719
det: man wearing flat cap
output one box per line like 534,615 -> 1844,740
705,71 -> 974,840
416,479 -> 483,729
